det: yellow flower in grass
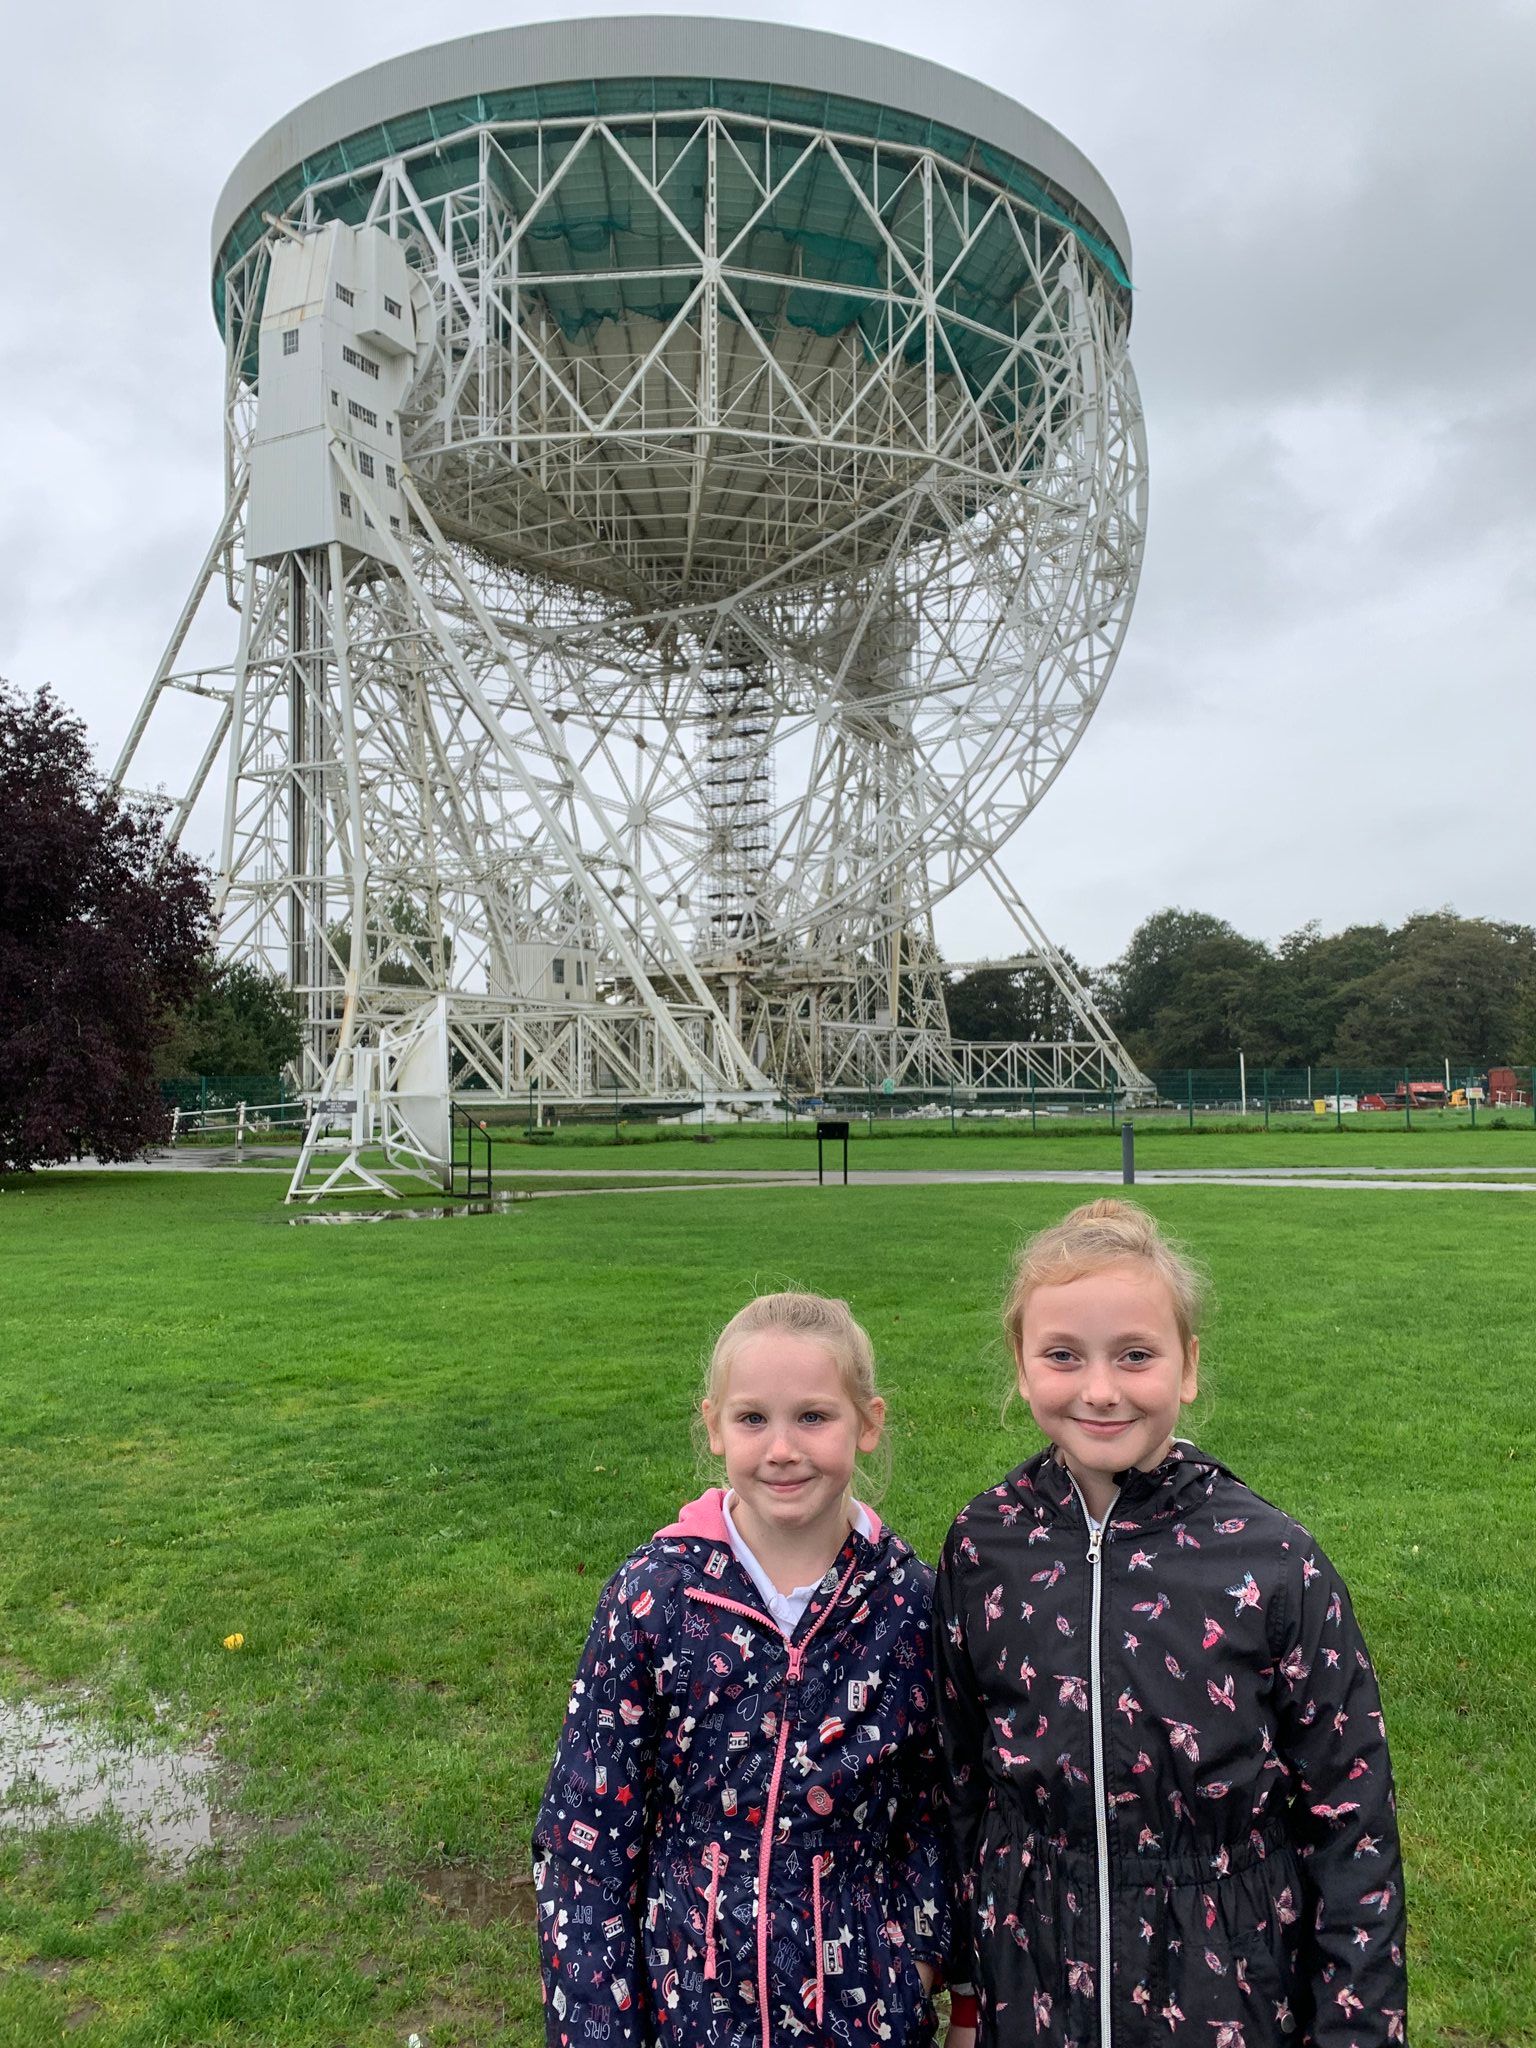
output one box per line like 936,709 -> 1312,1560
222,1633 -> 245,1650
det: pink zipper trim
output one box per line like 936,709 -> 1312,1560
701,1841 -> 727,1981
686,1559 -> 860,2048
811,1853 -> 827,2024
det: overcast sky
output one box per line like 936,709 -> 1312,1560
2,0 -> 1531,969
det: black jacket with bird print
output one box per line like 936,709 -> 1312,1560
933,1442 -> 1407,2048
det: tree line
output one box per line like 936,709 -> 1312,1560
947,906 -> 1536,1069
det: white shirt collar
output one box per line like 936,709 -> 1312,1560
720,1491 -> 874,1632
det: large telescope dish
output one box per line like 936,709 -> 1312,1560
212,17 -> 1132,608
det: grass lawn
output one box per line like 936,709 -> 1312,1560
0,1170 -> 1532,2045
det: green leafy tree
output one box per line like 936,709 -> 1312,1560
160,960 -> 301,1077
1333,912 -> 1536,1065
945,956 -> 1089,1041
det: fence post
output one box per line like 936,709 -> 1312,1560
237,1101 -> 247,1150
1335,1069 -> 1342,1132
1403,1066 -> 1412,1131
1106,1087 -> 1115,1130
1121,1119 -> 1135,1185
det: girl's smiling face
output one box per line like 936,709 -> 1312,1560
703,1331 -> 884,1559
1016,1260 -> 1199,1513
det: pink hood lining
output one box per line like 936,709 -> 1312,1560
656,1485 -> 883,1545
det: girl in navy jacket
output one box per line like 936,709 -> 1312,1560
934,1199 -> 1407,2048
535,1292 -> 952,2048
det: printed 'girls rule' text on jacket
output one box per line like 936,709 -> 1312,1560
534,1489 -> 952,2048
934,1444 -> 1406,2048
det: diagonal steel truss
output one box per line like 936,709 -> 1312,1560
118,101 -> 1151,1102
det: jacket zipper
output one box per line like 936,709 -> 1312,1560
686,1560 -> 859,2048
1069,1479 -> 1120,2048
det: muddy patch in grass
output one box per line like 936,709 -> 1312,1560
415,1863 -> 538,1928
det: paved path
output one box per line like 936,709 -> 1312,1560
63,1150 -> 1536,1197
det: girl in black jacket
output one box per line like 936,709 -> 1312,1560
934,1199 -> 1406,2048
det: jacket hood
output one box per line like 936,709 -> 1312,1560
656,1485 -> 884,1545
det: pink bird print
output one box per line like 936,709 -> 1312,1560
1173,1523 -> 1202,1549
1020,1600 -> 1036,1623
1213,1517 -> 1247,1535
1026,1522 -> 1050,1543
1160,2000 -> 1186,2030
1302,1554 -> 1320,1585
1035,1713 -> 1050,1738
1057,1674 -> 1089,1710
1335,1988 -> 1365,2016
996,1746 -> 1031,1771
1235,1958 -> 1251,1996
1206,1675 -> 1237,1712
1275,1886 -> 1298,1926
1019,1656 -> 1037,1690
1196,1780 -> 1231,1799
1056,1615 -> 1075,1636
1137,1826 -> 1161,1852
998,1502 -> 1023,1525
1202,1949 -> 1228,1976
1279,1647 -> 1310,1685
1116,1688 -> 1143,1723
983,1584 -> 1004,1629
1225,1572 -> 1262,1615
1163,1719 -> 1201,1762
1209,2025 -> 1246,2048
1353,1834 -> 1381,1858
1066,1960 -> 1095,1995
1031,1562 -> 1066,1588
1033,1991 -> 1052,2032
1385,2010 -> 1406,2042
1123,1631 -> 1142,1655
1129,1549 -> 1157,1572
1165,1654 -> 1187,1680
1201,1891 -> 1217,1930
1133,1593 -> 1171,1620
1273,2002 -> 1293,2031
1133,1750 -> 1153,1774
1211,1846 -> 1230,1877
958,1535 -> 979,1565
1360,1885 -> 1397,1914
993,1710 -> 1016,1741
1328,1590 -> 1343,1625
1311,1801 -> 1361,1823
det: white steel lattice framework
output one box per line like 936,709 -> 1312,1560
117,19 -> 1152,1103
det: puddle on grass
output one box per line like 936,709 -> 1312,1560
415,1863 -> 538,1927
287,1195 -> 528,1226
0,1699 -> 220,1868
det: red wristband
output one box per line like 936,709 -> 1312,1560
948,1993 -> 979,2029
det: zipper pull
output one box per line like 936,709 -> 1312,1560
1086,1523 -> 1103,1565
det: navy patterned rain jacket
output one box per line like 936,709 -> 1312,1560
534,1489 -> 952,2048
935,1443 -> 1407,2048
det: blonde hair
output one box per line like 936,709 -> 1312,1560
1003,1198 -> 1208,1362
697,1292 -> 890,1500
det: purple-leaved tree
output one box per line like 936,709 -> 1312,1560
0,681 -> 212,1171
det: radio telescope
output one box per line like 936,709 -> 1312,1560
117,17 -> 1150,1108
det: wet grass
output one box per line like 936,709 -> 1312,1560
0,1169 -> 1532,2044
